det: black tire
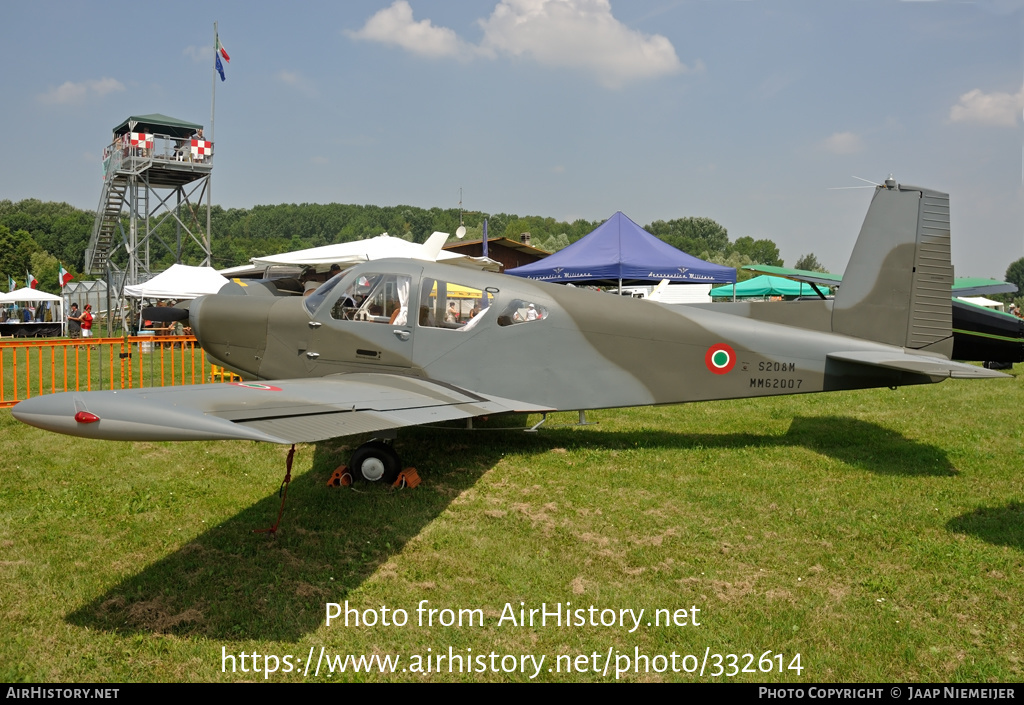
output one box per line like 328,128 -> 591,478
350,441 -> 401,483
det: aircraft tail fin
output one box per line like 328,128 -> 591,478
831,183 -> 954,353
420,231 -> 450,261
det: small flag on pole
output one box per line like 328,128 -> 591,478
26,271 -> 38,289
216,32 -> 230,63
59,264 -> 73,288
215,29 -> 229,81
7,275 -> 15,292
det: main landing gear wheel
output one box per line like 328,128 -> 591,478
350,440 -> 401,483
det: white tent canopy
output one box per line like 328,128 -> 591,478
1,287 -> 66,335
123,264 -> 230,299
958,296 -> 1005,311
250,232 -> 501,272
0,287 -> 64,303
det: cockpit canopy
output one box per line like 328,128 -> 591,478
303,261 -> 549,333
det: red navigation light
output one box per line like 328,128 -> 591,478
74,411 -> 100,424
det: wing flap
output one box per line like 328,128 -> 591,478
827,351 -> 1010,379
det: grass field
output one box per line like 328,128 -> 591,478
1,365 -> 1022,682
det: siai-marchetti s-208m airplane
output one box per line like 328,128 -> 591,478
13,180 -> 1009,483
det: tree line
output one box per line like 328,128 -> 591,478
13,197 -> 975,297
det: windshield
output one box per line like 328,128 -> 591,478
303,271 -> 351,315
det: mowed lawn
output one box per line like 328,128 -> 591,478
1,366 -> 1021,682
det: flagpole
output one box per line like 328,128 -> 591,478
207,21 -> 217,268
211,21 -> 217,142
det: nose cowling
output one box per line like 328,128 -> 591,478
189,294 -> 275,377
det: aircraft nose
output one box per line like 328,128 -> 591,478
188,295 -> 206,341
189,294 -> 276,376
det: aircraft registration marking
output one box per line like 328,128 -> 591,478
749,378 -> 803,389
758,361 -> 796,372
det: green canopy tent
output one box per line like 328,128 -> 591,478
710,275 -> 829,299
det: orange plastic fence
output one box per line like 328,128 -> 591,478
0,336 -> 239,409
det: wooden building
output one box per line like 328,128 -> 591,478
443,237 -> 550,272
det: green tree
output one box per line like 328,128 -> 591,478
704,250 -> 756,280
646,217 -> 730,257
1005,257 -> 1024,293
30,251 -> 61,295
794,253 -> 827,273
731,236 -> 783,266
0,225 -> 41,284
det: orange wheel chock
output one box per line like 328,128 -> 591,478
327,466 -> 352,487
393,467 -> 421,489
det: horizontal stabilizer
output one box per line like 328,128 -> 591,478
827,351 -> 1010,379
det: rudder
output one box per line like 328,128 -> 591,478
831,183 -> 953,354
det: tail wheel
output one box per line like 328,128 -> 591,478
350,440 -> 401,483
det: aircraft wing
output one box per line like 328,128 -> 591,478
12,373 -> 551,444
742,265 -> 843,288
827,351 -> 1010,379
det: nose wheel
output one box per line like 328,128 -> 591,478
349,440 -> 401,483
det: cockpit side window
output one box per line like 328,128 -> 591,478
418,278 -> 494,331
497,299 -> 548,326
321,273 -> 411,324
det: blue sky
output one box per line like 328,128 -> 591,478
1,0 -> 1021,278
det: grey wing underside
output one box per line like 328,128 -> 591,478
12,373 -> 552,444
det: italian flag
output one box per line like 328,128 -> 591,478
216,33 -> 230,63
59,264 -> 73,287
26,271 -> 38,289
7,275 -> 15,292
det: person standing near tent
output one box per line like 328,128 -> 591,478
80,304 -> 94,338
67,303 -> 81,338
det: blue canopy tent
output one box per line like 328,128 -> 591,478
505,212 -> 736,289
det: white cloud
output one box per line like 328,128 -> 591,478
182,45 -> 210,63
275,70 -> 318,97
821,131 -> 864,155
38,77 -> 125,105
478,0 -> 688,88
949,85 -> 1023,127
347,0 -> 472,59
347,0 -> 691,88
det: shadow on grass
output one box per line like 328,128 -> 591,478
782,416 -> 956,476
522,415 -> 954,477
66,414 -> 951,641
947,502 -> 1024,551
65,429 -> 544,643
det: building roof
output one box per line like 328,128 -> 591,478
443,237 -> 552,259
112,114 -> 203,139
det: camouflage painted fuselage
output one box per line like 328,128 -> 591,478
193,262 -> 941,413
